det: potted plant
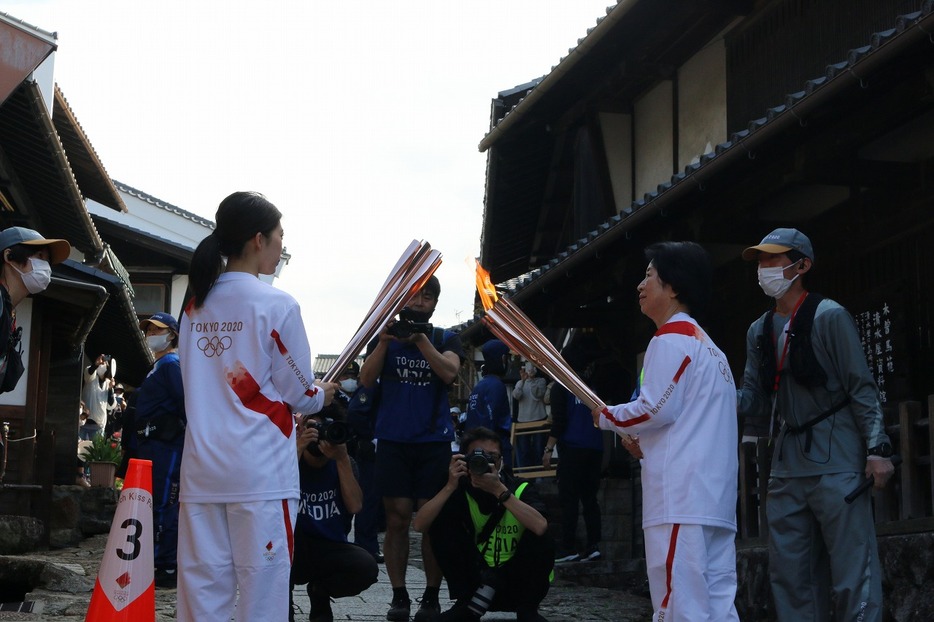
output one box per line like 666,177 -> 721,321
79,433 -> 122,487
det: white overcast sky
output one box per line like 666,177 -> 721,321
7,0 -> 613,357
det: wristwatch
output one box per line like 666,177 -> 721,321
497,489 -> 512,504
866,442 -> 894,458
543,446 -> 554,454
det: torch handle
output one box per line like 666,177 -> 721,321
844,454 -> 902,504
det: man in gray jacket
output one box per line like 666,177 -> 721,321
737,228 -> 895,621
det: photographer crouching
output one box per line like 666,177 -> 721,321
290,403 -> 378,622
414,427 -> 554,622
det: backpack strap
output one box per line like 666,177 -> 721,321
787,294 -> 826,388
757,308 -> 777,395
757,293 -> 827,396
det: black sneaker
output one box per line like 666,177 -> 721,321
516,609 -> 548,622
438,600 -> 480,621
387,595 -> 411,621
413,596 -> 441,622
154,567 -> 177,589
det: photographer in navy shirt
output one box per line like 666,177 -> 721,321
290,403 -> 378,622
359,276 -> 465,621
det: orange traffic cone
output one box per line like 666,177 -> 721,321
85,458 -> 155,622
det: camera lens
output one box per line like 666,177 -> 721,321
466,451 -> 491,476
321,420 -> 350,445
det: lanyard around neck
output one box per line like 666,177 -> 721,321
772,291 -> 808,392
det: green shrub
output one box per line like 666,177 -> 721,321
80,434 -> 122,464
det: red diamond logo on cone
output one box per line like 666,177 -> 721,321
115,572 -> 131,589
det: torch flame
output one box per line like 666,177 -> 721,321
475,260 -> 499,311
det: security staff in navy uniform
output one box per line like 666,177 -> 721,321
414,427 -> 554,622
135,312 -> 187,589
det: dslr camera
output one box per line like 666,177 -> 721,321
387,307 -> 433,339
461,448 -> 494,476
302,416 -> 351,445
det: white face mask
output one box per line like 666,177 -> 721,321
340,378 -> 358,394
97,364 -> 107,378
146,333 -> 172,353
13,257 -> 52,294
757,261 -> 801,299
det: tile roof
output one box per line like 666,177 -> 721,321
313,354 -> 364,377
0,80 -> 104,255
52,86 -> 127,212
0,11 -> 57,46
496,4 -> 934,302
113,180 -> 216,230
479,2 -> 622,151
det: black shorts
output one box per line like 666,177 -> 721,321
376,440 -> 450,501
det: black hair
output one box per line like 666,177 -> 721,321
6,244 -> 44,265
189,191 -> 282,308
644,241 -> 713,321
785,249 -> 807,264
422,275 -> 441,298
458,426 -> 502,454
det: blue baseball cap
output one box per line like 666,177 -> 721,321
0,226 -> 71,264
742,228 -> 814,262
140,312 -> 179,333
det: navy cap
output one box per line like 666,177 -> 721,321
140,312 -> 179,333
481,339 -> 509,361
742,228 -> 814,262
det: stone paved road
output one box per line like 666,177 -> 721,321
1,532 -> 653,621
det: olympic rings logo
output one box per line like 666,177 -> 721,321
197,335 -> 232,357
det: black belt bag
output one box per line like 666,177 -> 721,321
136,413 -> 186,442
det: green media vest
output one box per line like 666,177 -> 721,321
466,482 -> 529,568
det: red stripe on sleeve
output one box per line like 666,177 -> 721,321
270,330 -> 288,355
660,524 -> 681,609
226,361 -> 293,437
184,297 -> 195,317
672,356 -> 691,383
603,409 -> 652,428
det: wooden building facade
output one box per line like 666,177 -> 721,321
470,0 -> 934,555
